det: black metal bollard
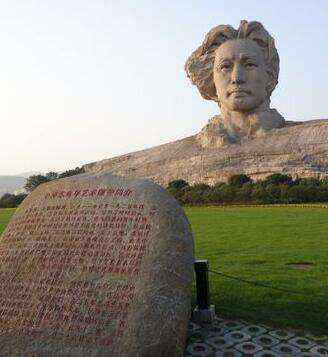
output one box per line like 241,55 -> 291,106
194,260 -> 210,310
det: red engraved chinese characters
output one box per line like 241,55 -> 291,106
0,186 -> 156,352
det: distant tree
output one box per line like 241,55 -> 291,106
228,174 -> 252,187
24,174 -> 50,193
24,167 -> 85,193
215,185 -> 236,204
318,186 -> 328,201
166,173 -> 328,206
264,173 -> 293,186
251,186 -> 267,204
265,184 -> 283,203
287,185 -> 309,203
294,177 -> 320,186
320,178 -> 328,185
0,193 -> 16,208
182,189 -> 205,205
166,180 -> 190,204
237,182 -> 254,203
191,183 -> 211,192
14,193 -> 27,206
45,171 -> 58,181
167,179 -> 189,190
0,193 -> 26,208
213,181 -> 226,190
58,167 -> 85,178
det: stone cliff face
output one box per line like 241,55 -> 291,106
84,119 -> 328,186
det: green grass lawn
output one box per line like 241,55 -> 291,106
1,206 -> 327,334
0,208 -> 15,235
186,206 -> 328,334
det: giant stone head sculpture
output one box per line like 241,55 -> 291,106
185,21 -> 285,145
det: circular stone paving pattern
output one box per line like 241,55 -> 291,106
184,317 -> 327,356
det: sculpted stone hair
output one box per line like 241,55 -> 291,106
185,20 -> 279,102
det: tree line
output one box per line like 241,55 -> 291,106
166,173 -> 328,206
0,167 -> 84,208
2,171 -> 328,208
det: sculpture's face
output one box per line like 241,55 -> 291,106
213,39 -> 270,113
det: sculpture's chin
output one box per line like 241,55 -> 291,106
228,103 -> 254,113
227,97 -> 265,113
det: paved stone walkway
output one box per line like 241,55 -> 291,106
185,317 -> 328,356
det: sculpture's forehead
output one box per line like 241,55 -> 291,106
215,39 -> 265,62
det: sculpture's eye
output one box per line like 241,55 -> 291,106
219,62 -> 232,72
244,62 -> 257,69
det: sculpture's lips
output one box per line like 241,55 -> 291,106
228,88 -> 251,96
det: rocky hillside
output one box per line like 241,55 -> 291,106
84,119 -> 328,186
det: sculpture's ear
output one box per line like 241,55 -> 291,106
265,71 -> 278,96
266,81 -> 274,96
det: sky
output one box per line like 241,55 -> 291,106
1,0 -> 328,176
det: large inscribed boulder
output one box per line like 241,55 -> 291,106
0,172 -> 194,356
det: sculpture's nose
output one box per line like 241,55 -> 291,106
231,63 -> 246,85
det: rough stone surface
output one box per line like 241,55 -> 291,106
0,171 -> 194,356
83,119 -> 328,186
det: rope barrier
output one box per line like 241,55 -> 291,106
208,269 -> 325,299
